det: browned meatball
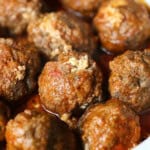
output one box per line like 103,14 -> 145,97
61,0 -> 103,17
0,0 -> 42,35
78,99 -> 140,150
109,49 -> 150,113
0,101 -> 10,141
38,51 -> 102,117
27,11 -> 96,60
6,110 -> 77,150
94,0 -> 150,54
0,38 -> 41,101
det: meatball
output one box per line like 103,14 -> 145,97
61,0 -> 103,17
0,0 -> 42,34
38,51 -> 102,117
94,0 -> 150,54
6,110 -> 77,150
27,11 -> 96,60
0,101 -> 10,141
0,38 -> 41,101
78,99 -> 140,150
109,49 -> 150,113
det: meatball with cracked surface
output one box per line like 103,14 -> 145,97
61,0 -> 104,17
6,109 -> 77,150
0,38 -> 41,101
38,51 -> 102,117
0,0 -> 42,35
0,101 -> 10,141
109,49 -> 150,113
27,11 -> 97,60
78,99 -> 140,150
94,0 -> 150,54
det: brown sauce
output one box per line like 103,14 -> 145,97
139,109 -> 150,140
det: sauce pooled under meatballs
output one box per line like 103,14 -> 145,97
0,101 -> 10,141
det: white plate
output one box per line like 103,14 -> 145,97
133,137 -> 150,150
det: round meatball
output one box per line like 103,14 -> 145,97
0,101 -> 10,141
38,51 -> 102,117
0,0 -> 42,34
109,49 -> 150,113
94,0 -> 150,54
61,0 -> 103,17
6,110 -> 77,150
0,38 -> 41,101
27,11 -> 96,60
78,99 -> 140,150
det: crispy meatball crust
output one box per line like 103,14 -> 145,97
38,51 -> 102,116
78,99 -> 140,150
61,0 -> 103,17
6,110 -> 77,150
0,38 -> 41,101
27,11 -> 96,60
0,101 -> 10,141
0,0 -> 42,34
94,0 -> 150,53
109,49 -> 150,113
